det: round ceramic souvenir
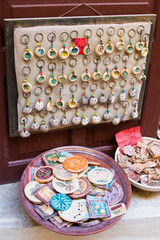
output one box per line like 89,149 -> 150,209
35,99 -> 44,111
69,177 -> 91,199
69,72 -> 78,82
129,87 -> 137,97
56,99 -> 65,109
89,95 -> 98,106
102,71 -> 110,82
24,181 -> 43,204
116,41 -> 124,51
48,76 -> 58,87
64,156 -> 88,173
31,121 -> 39,130
72,115 -> 81,125
53,164 -> 78,181
136,41 -> 144,51
105,42 -> 114,54
105,182 -> 124,206
62,117 -> 70,126
88,167 -> 114,186
52,177 -> 79,194
132,65 -> 141,75
34,166 -> 54,183
119,90 -> 126,102
68,98 -> 77,109
58,74 -> 67,84
49,116 -> 59,127
47,48 -> 57,60
92,71 -> 102,81
22,81 -> 32,93
95,43 -> 105,56
69,45 -> 79,56
83,45 -> 92,55
112,115 -> 121,125
22,105 -> 32,114
81,95 -> 89,105
40,122 -> 49,132
109,93 -> 116,103
59,46 -> 69,60
121,68 -> 129,78
59,199 -> 87,222
111,68 -> 120,79
81,71 -> 91,82
36,73 -> 46,84
139,73 -> 146,82
23,50 -> 33,61
35,46 -> 45,58
20,129 -> 30,138
126,43 -> 134,54
131,109 -> 138,119
99,93 -> 107,104
141,47 -> 149,57
103,110 -> 111,121
81,116 -> 89,126
91,113 -> 101,124
50,193 -> 73,211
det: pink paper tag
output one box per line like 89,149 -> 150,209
74,38 -> 86,55
115,126 -> 143,152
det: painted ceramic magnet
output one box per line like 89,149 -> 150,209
81,115 -> 89,126
34,185 -> 55,206
52,177 -> 79,194
88,200 -> 111,219
35,99 -> 44,111
64,155 -> 88,173
72,114 -> 81,125
34,166 -> 54,183
99,92 -> 107,104
49,116 -> 59,127
69,177 -> 91,199
50,193 -> 73,211
22,80 -> 32,93
105,41 -> 114,54
40,120 -> 49,132
89,95 -> 98,106
109,203 -> 126,219
105,182 -> 124,206
88,167 -> 114,185
103,110 -> 112,121
132,65 -> 141,75
92,71 -> 101,81
28,167 -> 37,182
31,120 -> 39,130
53,164 -> 78,181
112,115 -> 121,125
129,87 -> 137,97
34,204 -> 56,220
24,181 -> 43,204
59,44 -> 69,60
91,113 -> 101,124
111,65 -> 120,79
58,151 -> 73,164
49,214 -> 70,228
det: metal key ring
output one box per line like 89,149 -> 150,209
122,55 -> 129,63
81,81 -> 89,89
131,77 -> 138,85
81,105 -> 88,111
59,32 -> 69,42
48,62 -> 56,71
22,66 -> 31,76
92,104 -> 99,110
47,32 -> 56,42
20,34 -> 29,45
109,81 -> 116,89
83,56 -> 91,66
36,59 -> 45,68
34,33 -> 43,42
137,25 -> 144,34
114,102 -> 121,110
84,29 -> 92,38
20,116 -> 28,124
34,86 -> 42,96
107,26 -> 115,36
90,82 -> 98,92
45,86 -> 53,95
61,104 -> 69,112
60,60 -> 66,68
57,83 -> 64,91
132,99 -> 138,107
70,30 -> 78,40
120,79 -> 127,88
50,105 -> 58,114
69,57 -> 77,67
70,83 -> 78,93
96,28 -> 104,37
103,57 -> 111,66
128,29 -> 136,38
39,109 -> 48,118
122,101 -> 129,109
23,92 -> 31,99
93,56 -> 101,64
117,28 -> 125,37
142,33 -> 149,42
113,54 -> 121,63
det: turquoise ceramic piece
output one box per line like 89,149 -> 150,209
50,193 -> 73,211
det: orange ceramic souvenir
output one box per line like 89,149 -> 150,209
63,156 -> 88,173
34,166 -> 54,183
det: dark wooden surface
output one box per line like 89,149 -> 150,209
20,146 -> 132,236
0,0 -> 160,184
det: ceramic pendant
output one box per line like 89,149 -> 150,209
81,69 -> 91,82
68,97 -> 77,109
58,74 -> 67,84
36,73 -> 46,84
132,65 -> 141,75
62,117 -> 70,126
20,128 -> 30,138
40,120 -> 49,132
59,44 -> 69,60
22,104 -> 32,114
141,46 -> 149,57
131,109 -> 138,119
31,120 -> 40,130
83,44 -> 92,56
119,90 -> 126,102
92,71 -> 101,81
129,87 -> 137,97
35,45 -> 45,57
72,114 -> 81,125
47,48 -> 57,59
91,113 -> 101,124
23,49 -> 33,61
47,98 -> 53,112
139,71 -> 146,82
95,41 -> 105,56
56,99 -> 65,109
81,115 -> 89,126
121,111 -> 128,122
116,41 -> 124,51
69,43 -> 79,56
103,110 -> 111,121
102,70 -> 110,82
136,39 -> 144,51
111,65 -> 120,79
99,92 -> 107,104
121,66 -> 129,78
21,79 -> 32,93
105,40 -> 114,54
89,94 -> 98,106
35,99 -> 44,111
49,116 -> 59,127
48,75 -> 58,87
81,94 -> 89,105
112,115 -> 121,125
126,39 -> 134,54
69,69 -> 78,82
109,93 -> 116,103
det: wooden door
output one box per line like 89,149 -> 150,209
0,0 -> 160,184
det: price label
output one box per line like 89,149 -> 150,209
74,38 -> 86,55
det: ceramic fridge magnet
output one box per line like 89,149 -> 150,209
49,214 -> 70,228
56,84 -> 65,109
34,166 -> 54,183
58,151 -> 73,164
21,66 -> 32,93
34,33 -> 45,57
24,181 -> 43,204
21,34 -> 33,61
69,177 -> 91,199
126,29 -> 135,54
63,155 -> 88,173
50,193 -> 73,211
102,57 -> 111,82
47,32 -> 58,60
42,150 -> 59,166
58,60 -> 67,84
135,25 -> 144,52
48,61 -> 58,87
69,57 -> 78,82
34,203 -> 56,220
69,30 -> 79,56
52,177 -> 79,194
34,184 -> 56,206
88,200 -> 111,219
109,203 -> 126,219
59,32 -> 69,60
83,29 -> 92,55
121,55 -> 129,78
116,28 -> 125,51
95,28 -> 105,56
81,56 -> 91,82
105,182 -> 124,206
53,164 -> 78,181
141,33 -> 149,57
105,26 -> 115,54
28,167 -> 37,182
88,167 -> 115,186
92,56 -> 102,81
68,83 -> 78,109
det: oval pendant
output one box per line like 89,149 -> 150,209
112,115 -> 121,125
23,50 -> 33,61
68,98 -> 77,109
22,105 -> 32,114
136,41 -> 144,51
129,87 -> 137,97
62,117 -> 70,126
35,100 -> 44,111
47,48 -> 57,59
121,68 -> 129,78
116,41 -> 124,51
69,72 -> 78,82
81,71 -> 91,82
105,43 -> 114,54
81,95 -> 89,105
35,46 -> 45,57
131,110 -> 138,119
89,96 -> 98,106
81,116 -> 89,125
83,45 -> 92,55
132,65 -> 141,75
31,121 -> 40,130
69,46 -> 79,56
95,43 -> 105,56
102,71 -> 111,82
36,73 -> 46,83
21,81 -> 32,93
48,76 -> 58,87
92,114 -> 101,124
126,44 -> 134,54
72,115 -> 81,125
47,101 -> 53,112
56,99 -> 65,109
139,74 -> 146,82
59,48 -> 69,60
49,116 -> 59,127
111,69 -> 120,79
92,71 -> 101,81
58,74 -> 67,84
99,93 -> 107,104
103,110 -> 111,121
141,47 -> 149,57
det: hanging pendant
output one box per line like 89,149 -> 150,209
126,39 -> 134,54
111,65 -> 120,79
105,40 -> 114,54
83,44 -> 92,55
91,113 -> 101,124
21,79 -> 32,93
69,44 -> 79,56
103,110 -> 111,121
58,74 -> 67,84
56,99 -> 65,109
102,70 -> 110,82
112,115 -> 121,125
95,42 -> 105,56
69,69 -> 78,82
119,90 -> 126,102
121,67 -> 129,78
99,92 -> 107,104
47,97 -> 53,112
136,40 -> 144,51
47,48 -> 57,59
81,114 -> 89,126
34,33 -> 45,57
116,28 -> 125,51
31,119 -> 40,130
35,99 -> 44,111
72,112 -> 81,125
139,71 -> 146,82
89,94 -> 98,106
36,73 -> 46,83
92,70 -> 101,81
141,46 -> 149,57
20,127 -> 30,138
81,93 -> 89,105
36,59 -> 46,83
81,69 -> 90,82
68,97 -> 78,109
22,100 -> 32,114
129,86 -> 137,97
116,41 -> 124,51
121,111 -> 128,122
131,109 -> 138,119
23,49 -> 33,61
40,120 -> 49,132
48,75 -> 58,87
59,44 -> 69,60
109,93 -> 116,103
62,112 -> 70,126
132,65 -> 141,75
49,116 -> 59,127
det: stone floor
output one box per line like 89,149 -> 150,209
0,182 -> 160,240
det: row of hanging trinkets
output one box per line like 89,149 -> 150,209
21,26 -> 149,62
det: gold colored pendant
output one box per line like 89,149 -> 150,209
47,48 -> 57,59
35,46 -> 45,57
92,71 -> 101,81
58,74 -> 67,84
36,73 -> 46,83
111,66 -> 120,79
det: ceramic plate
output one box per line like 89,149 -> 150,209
20,146 -> 131,236
115,137 -> 160,192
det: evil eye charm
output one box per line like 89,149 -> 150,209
81,115 -> 89,125
47,48 -> 58,59
35,46 -> 45,58
103,110 -> 112,121
99,93 -> 107,104
20,129 -> 30,138
109,93 -> 116,103
102,71 -> 111,82
72,115 -> 81,125
119,90 -> 126,102
129,87 -> 137,98
49,116 -> 59,127
131,109 -> 138,119
62,117 -> 70,126
112,115 -> 121,125
31,121 -> 40,130
35,99 -> 44,111
92,71 -> 102,81
91,113 -> 101,124
89,95 -> 98,106
81,95 -> 89,105
40,120 -> 49,132
23,49 -> 33,61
